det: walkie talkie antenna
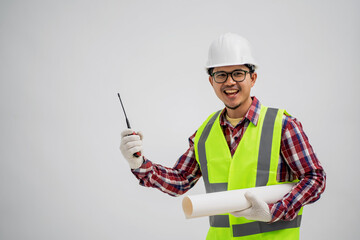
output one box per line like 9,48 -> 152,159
117,93 -> 131,129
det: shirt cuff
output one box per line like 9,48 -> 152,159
130,157 -> 153,184
268,203 -> 279,223
268,203 -> 282,223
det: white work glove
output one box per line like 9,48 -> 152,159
120,129 -> 144,169
231,192 -> 272,222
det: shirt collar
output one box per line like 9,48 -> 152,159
219,96 -> 262,127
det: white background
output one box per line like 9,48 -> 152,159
1,0 -> 359,239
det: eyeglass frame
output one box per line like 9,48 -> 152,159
211,69 -> 252,83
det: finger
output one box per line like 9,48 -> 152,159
125,139 -> 142,150
137,131 -> 144,140
122,134 -> 141,144
244,191 -> 256,204
231,209 -> 249,218
245,191 -> 266,207
230,211 -> 242,217
121,129 -> 135,137
237,208 -> 251,217
127,146 -> 142,155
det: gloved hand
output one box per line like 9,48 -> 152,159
120,129 -> 144,169
231,192 -> 272,222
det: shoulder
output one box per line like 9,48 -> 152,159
192,109 -> 224,142
282,112 -> 303,128
199,109 -> 224,128
281,112 -> 307,140
188,109 -> 223,143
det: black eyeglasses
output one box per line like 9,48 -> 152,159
211,69 -> 250,83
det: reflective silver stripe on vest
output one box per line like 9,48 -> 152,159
210,215 -> 230,228
198,110 -> 227,194
233,215 -> 302,237
256,107 -> 278,187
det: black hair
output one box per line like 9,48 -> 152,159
244,64 -> 256,73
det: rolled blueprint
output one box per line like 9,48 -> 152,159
182,183 -> 295,219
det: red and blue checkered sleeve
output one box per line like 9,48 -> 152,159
269,115 -> 326,222
131,132 -> 202,197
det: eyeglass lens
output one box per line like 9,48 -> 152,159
214,70 -> 246,83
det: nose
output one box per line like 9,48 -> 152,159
224,74 -> 236,85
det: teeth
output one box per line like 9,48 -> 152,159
225,90 -> 238,94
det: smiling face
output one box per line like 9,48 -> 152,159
209,64 -> 257,118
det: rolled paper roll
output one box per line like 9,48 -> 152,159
182,183 -> 295,219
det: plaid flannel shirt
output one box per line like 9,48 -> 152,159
131,96 -> 326,222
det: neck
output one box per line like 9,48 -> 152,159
226,97 -> 252,118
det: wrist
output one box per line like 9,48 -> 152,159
268,203 -> 281,223
129,156 -> 145,169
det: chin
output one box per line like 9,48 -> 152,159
225,103 -> 242,110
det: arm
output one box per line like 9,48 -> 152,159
129,132 -> 202,197
268,115 -> 326,222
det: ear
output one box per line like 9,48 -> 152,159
250,72 -> 257,87
209,75 -> 214,86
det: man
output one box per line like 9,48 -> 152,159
120,33 -> 326,239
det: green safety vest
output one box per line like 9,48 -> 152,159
194,106 -> 303,240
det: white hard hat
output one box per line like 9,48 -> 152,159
205,33 -> 257,69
